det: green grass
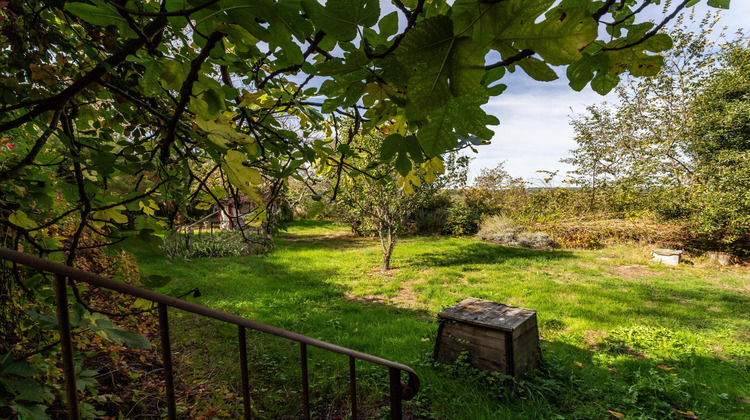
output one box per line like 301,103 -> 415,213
131,220 -> 750,419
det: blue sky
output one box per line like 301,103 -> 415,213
468,2 -> 750,185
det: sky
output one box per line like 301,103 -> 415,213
465,1 -> 750,185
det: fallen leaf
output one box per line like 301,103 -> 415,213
672,408 -> 698,419
606,410 -> 624,419
421,337 -> 431,342
738,397 -> 749,404
574,361 -> 585,368
657,363 -> 677,371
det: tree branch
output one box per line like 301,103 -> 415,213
485,49 -> 535,70
106,0 -> 222,17
604,0 -> 691,52
160,31 -> 223,162
0,108 -> 62,180
0,16 -> 168,133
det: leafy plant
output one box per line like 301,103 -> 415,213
443,202 -> 480,236
161,230 -> 271,259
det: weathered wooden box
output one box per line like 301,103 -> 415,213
434,298 -> 540,377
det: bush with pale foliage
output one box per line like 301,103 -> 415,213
478,216 -> 553,249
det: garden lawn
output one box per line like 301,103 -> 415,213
131,220 -> 750,419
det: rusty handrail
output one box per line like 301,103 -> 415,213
0,246 -> 420,419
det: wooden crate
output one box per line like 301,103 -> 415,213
434,298 -> 540,377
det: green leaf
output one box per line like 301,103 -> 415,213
396,16 -> 486,117
13,378 -> 46,403
92,206 -> 128,225
380,133 -> 403,160
222,150 -> 264,202
605,47 -> 664,77
404,135 -> 424,164
395,151 -> 412,176
707,0 -> 730,9
160,60 -> 186,91
380,134 -> 415,176
455,0 -> 554,45
417,86 -> 497,157
567,53 -> 602,91
591,69 -> 620,95
87,313 -> 151,349
518,57 -> 559,81
378,11 -> 399,38
302,0 -> 380,41
642,33 -> 674,53
10,403 -> 48,420
8,210 -> 36,229
201,88 -> 225,118
504,7 -> 597,66
316,50 -> 369,76
0,358 -> 34,377
66,1 -> 136,38
26,308 -> 58,330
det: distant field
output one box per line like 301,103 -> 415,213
132,220 -> 750,419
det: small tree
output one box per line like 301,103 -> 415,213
565,16 -> 726,191
320,128 -> 442,270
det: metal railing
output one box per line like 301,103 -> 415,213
0,247 -> 420,419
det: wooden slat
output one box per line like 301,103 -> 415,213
438,298 -> 535,331
436,323 -> 509,372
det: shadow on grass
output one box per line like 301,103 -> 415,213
564,278 -> 750,333
279,232 -> 373,250
519,340 -> 750,419
413,241 -> 575,267
143,251 -> 434,418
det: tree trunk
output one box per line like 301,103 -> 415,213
379,224 -> 396,271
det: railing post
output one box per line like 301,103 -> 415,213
53,275 -> 80,420
389,367 -> 402,420
300,342 -> 310,420
349,356 -> 357,420
158,303 -> 177,420
238,326 -> 252,420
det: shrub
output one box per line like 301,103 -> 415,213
478,216 -> 552,249
443,203 -> 481,236
556,227 -> 601,249
161,230 -> 271,258
412,208 -> 449,235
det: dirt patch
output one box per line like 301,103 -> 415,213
584,329 -> 608,346
345,292 -> 388,305
370,268 -> 398,277
611,264 -> 654,281
345,281 -> 427,311
284,231 -> 354,241
391,281 -> 426,310
283,231 -> 371,248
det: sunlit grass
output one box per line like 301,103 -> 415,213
132,220 -> 750,419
